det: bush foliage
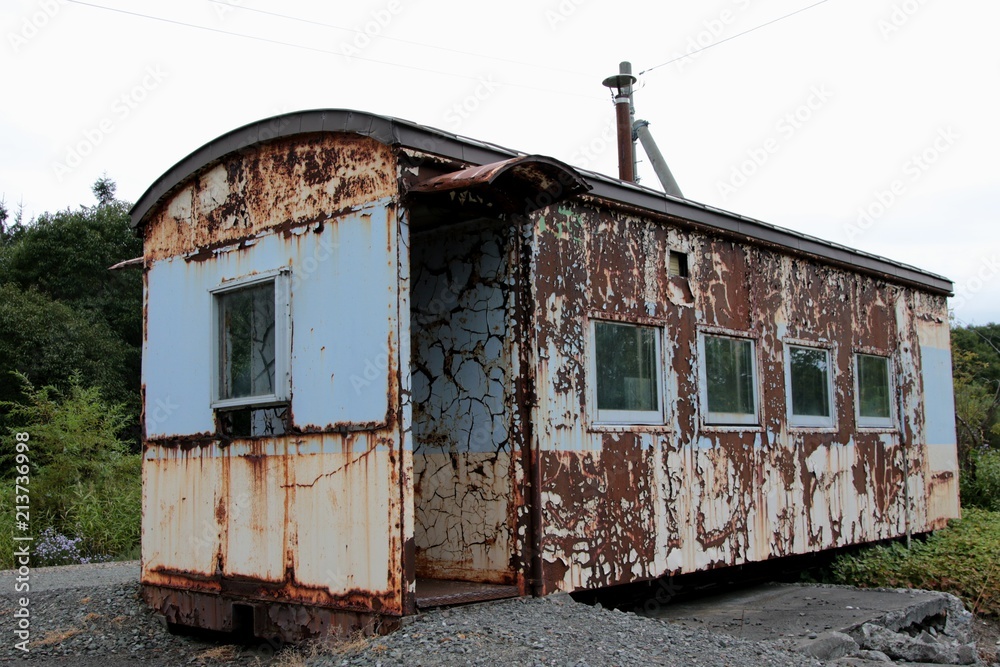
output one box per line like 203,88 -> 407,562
0,374 -> 140,568
830,508 -> 1000,617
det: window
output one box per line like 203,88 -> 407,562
212,272 -> 290,415
700,334 -> 758,425
591,320 -> 663,424
669,251 -> 688,278
856,353 -> 893,428
786,344 -> 834,427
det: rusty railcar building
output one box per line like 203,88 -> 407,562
131,110 -> 959,640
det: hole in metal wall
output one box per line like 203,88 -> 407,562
218,405 -> 289,438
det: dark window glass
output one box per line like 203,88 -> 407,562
790,346 -> 830,418
219,282 -> 276,400
595,321 -> 659,413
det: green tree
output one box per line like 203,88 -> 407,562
952,323 -> 1000,509
952,324 -> 1000,453
0,283 -> 130,416
0,178 -> 142,444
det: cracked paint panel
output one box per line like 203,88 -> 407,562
410,220 -> 518,584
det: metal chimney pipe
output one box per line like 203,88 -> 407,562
633,119 -> 683,198
615,92 -> 634,182
602,62 -> 638,183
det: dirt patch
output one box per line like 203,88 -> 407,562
972,615 -> 1000,664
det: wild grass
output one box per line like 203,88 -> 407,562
829,507 -> 1000,616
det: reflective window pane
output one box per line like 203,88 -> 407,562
219,282 -> 276,400
858,354 -> 892,420
790,346 -> 830,418
705,336 -> 755,417
595,321 -> 659,412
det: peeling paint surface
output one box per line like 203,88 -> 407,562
143,134 -> 397,263
529,203 -> 959,594
141,133 -> 410,636
410,220 -> 519,584
137,125 -> 959,640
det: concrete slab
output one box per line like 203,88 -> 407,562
647,583 -> 949,642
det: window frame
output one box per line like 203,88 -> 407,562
698,332 -> 760,427
588,318 -> 665,426
855,352 -> 896,429
210,269 -> 291,411
784,341 -> 836,429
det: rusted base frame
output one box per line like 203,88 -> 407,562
142,585 -> 401,643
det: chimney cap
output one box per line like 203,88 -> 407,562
602,73 -> 637,93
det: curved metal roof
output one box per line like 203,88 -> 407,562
130,109 -> 952,295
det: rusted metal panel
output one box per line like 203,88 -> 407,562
142,585 -> 399,642
915,308 -> 961,529
140,131 -> 410,631
141,134 -> 397,264
135,113 -> 960,640
408,154 -> 590,218
528,201 -> 959,594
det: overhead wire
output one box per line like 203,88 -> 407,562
205,0 -> 596,80
62,0 -> 605,101
639,0 -> 833,76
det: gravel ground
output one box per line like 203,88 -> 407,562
309,594 -> 824,667
0,562 -> 991,667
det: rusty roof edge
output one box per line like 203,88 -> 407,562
130,109 -> 953,296
407,154 -> 590,197
580,176 -> 954,296
129,109 -> 527,229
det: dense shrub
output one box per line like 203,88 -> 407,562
829,508 -> 1000,617
961,449 -> 1000,512
0,375 -> 140,567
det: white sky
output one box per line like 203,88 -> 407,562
2,0 -> 998,324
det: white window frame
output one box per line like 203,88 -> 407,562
588,319 -> 665,425
784,342 -> 836,429
698,333 -> 760,426
210,269 -> 291,410
855,353 -> 895,429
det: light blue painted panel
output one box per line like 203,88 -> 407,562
290,204 -> 395,427
144,260 -> 214,438
143,201 -> 397,438
920,345 -> 957,445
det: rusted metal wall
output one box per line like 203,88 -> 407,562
140,133 -> 413,631
528,201 -> 959,594
409,220 -> 520,585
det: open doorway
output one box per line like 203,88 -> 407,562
409,218 -> 522,607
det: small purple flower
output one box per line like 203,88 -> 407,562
33,527 -> 108,566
